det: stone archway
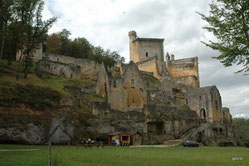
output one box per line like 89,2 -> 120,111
200,108 -> 206,119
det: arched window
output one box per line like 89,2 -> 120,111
200,109 -> 206,119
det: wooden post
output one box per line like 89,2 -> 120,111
48,139 -> 51,166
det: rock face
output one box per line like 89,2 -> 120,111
0,103 -> 236,145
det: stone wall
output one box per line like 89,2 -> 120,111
187,86 -> 223,122
95,63 -> 109,97
172,75 -> 199,88
45,54 -> 100,73
166,57 -> 200,88
108,62 -> 147,110
16,44 -> 43,62
222,107 -> 232,123
37,60 -> 81,79
136,57 -> 160,78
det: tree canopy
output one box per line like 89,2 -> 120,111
0,0 -> 57,79
46,29 -> 125,67
233,118 -> 249,145
198,0 -> 249,73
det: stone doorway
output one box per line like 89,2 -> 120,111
200,108 -> 206,119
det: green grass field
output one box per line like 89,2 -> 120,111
0,144 -> 248,166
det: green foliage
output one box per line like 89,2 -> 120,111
233,118 -> 249,145
198,0 -> 249,73
46,29 -> 125,67
0,81 -> 61,110
0,0 -> 56,78
0,0 -> 14,62
14,0 -> 57,78
0,145 -> 249,166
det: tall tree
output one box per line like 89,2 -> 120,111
13,0 -> 56,79
58,29 -> 71,56
0,0 -> 14,63
198,0 -> 249,73
46,33 -> 61,54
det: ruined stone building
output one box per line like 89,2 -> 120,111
96,31 -> 232,124
24,31 -> 235,145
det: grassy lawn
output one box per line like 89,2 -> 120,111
0,145 -> 248,166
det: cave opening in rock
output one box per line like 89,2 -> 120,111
147,122 -> 164,135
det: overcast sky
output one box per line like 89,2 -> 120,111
43,0 -> 249,118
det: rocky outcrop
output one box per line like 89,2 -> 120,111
0,103 -> 236,145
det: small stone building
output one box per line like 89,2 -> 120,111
96,61 -> 148,110
187,86 -> 223,122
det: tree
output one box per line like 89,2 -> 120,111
5,21 -> 25,65
13,0 -> 56,79
46,29 -> 124,67
69,37 -> 92,59
46,33 -> 61,54
0,0 -> 14,63
58,29 -> 71,56
233,118 -> 249,145
198,0 -> 249,73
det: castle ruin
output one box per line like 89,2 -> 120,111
25,31 -> 235,145
96,31 -> 231,123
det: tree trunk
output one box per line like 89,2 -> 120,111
24,55 -> 28,79
0,20 -> 7,64
0,34 -> 5,63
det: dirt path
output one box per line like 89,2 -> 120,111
0,149 -> 40,152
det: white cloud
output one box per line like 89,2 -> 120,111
234,114 -> 249,119
42,0 -> 249,118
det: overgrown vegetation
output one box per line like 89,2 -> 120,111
45,29 -> 125,67
0,0 -> 56,79
233,118 -> 249,146
0,81 -> 61,110
0,60 -> 105,112
141,72 -> 160,90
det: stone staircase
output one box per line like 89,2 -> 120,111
163,126 -> 201,147
131,126 -> 203,148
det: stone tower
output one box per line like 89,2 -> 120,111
129,31 -> 138,62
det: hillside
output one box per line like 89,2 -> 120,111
0,60 -> 105,112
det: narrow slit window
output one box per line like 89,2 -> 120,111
146,52 -> 148,57
131,79 -> 135,88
